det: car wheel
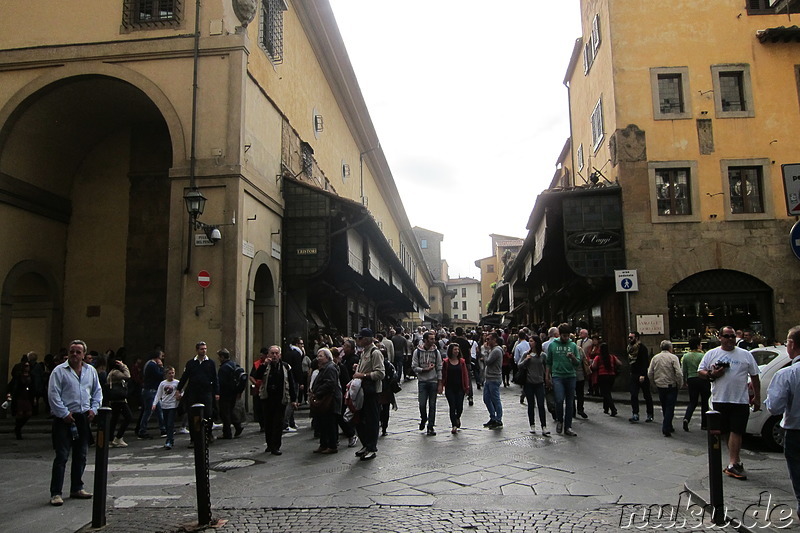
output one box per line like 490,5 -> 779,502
762,415 -> 785,451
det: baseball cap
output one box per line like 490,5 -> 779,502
357,328 -> 374,339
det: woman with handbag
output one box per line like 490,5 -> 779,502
310,348 -> 342,454
519,337 -> 550,435
440,343 -> 470,434
592,342 -> 621,417
107,357 -> 133,447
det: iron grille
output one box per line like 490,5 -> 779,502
122,0 -> 182,29
260,0 -> 285,64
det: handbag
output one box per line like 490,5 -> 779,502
107,379 -> 128,402
512,366 -> 526,386
309,394 -> 333,415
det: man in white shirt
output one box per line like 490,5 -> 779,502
698,326 -> 760,481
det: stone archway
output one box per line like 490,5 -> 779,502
0,72 -> 175,360
0,260 -> 61,395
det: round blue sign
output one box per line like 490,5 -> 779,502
791,221 -> 800,261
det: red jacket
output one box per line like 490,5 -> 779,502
441,358 -> 470,393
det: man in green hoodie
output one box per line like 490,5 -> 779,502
545,324 -> 582,436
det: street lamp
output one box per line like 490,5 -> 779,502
184,189 -> 207,219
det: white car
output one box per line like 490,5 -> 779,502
746,345 -> 790,451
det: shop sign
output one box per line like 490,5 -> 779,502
567,231 -> 621,248
782,164 -> 800,216
636,314 -> 664,335
296,247 -> 318,255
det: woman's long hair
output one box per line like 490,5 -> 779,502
600,342 -> 611,368
447,343 -> 462,359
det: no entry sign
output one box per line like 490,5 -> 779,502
197,270 -> 211,288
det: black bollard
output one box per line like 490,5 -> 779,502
706,410 -> 726,526
92,407 -> 112,528
190,403 -> 212,526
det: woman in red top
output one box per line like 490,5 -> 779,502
439,344 -> 470,434
591,343 -> 621,417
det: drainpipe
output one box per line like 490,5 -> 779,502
185,0 -> 202,275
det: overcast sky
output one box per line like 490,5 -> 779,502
328,1 -> 582,280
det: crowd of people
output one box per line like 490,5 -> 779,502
9,322 -> 800,514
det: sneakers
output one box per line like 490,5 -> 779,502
283,426 -> 297,433
541,426 -> 551,436
629,414 -> 640,423
556,422 -> 564,434
683,419 -> 690,432
361,451 -> 377,461
111,437 -> 128,448
160,432 -> 168,438
451,427 -> 458,434
355,446 -> 367,457
50,495 -> 64,506
468,397 -> 474,406
348,435 -> 359,448
645,416 -> 654,423
177,427 -> 190,434
724,463 -> 747,480
164,443 -> 172,450
482,420 -> 494,428
70,490 -> 93,499
137,433 -> 152,440
564,428 -> 577,437
530,425 -> 536,434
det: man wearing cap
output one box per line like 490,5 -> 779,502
352,328 -> 384,461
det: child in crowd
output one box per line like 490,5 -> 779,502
153,366 -> 181,450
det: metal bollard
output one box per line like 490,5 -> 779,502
190,403 -> 212,526
92,407 -> 112,528
705,410 -> 726,526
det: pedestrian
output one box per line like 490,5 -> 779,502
440,343 -> 470,434
518,336 -> 550,435
591,343 -> 620,417
332,347 -> 357,447
391,327 -> 408,382
217,348 -> 244,439
627,331 -> 654,423
249,347 -> 268,432
254,345 -> 298,456
585,335 -> 602,396
6,360 -> 35,439
698,326 -> 761,480
47,340 -> 102,506
311,348 -> 342,454
412,331 -> 442,436
352,329 -> 384,461
176,341 -> 219,448
764,326 -> 800,514
482,331 -> 504,429
283,337 -> 305,433
681,336 -> 710,431
452,328 -> 475,406
153,366 -> 180,450
545,323 -> 581,437
647,340 -> 684,437
378,354 -> 398,437
137,349 -> 165,440
107,357 -> 133,448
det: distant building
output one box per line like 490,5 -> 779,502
447,277 -> 482,326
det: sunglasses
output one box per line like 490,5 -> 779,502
720,334 -> 736,339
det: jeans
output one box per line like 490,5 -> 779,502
395,354 -> 405,382
50,412 -> 90,497
552,376 -> 576,429
444,387 -> 465,427
784,429 -> 800,514
657,386 -> 679,434
162,407 -> 177,446
110,401 -> 132,439
418,380 -> 439,429
139,388 -> 165,436
630,376 -> 654,417
598,375 -> 617,414
356,392 -> 380,452
262,399 -> 286,451
219,394 -> 242,438
483,380 -> 502,423
523,382 -> 547,427
575,379 -> 586,414
683,377 -> 711,427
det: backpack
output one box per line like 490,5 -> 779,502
107,378 -> 128,402
232,363 -> 248,395
383,359 -> 396,382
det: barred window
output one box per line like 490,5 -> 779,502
728,166 -> 764,214
655,168 -> 691,216
122,0 -> 181,29
260,0 -> 287,64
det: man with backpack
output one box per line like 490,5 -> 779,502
217,348 -> 245,439
412,331 -> 442,436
